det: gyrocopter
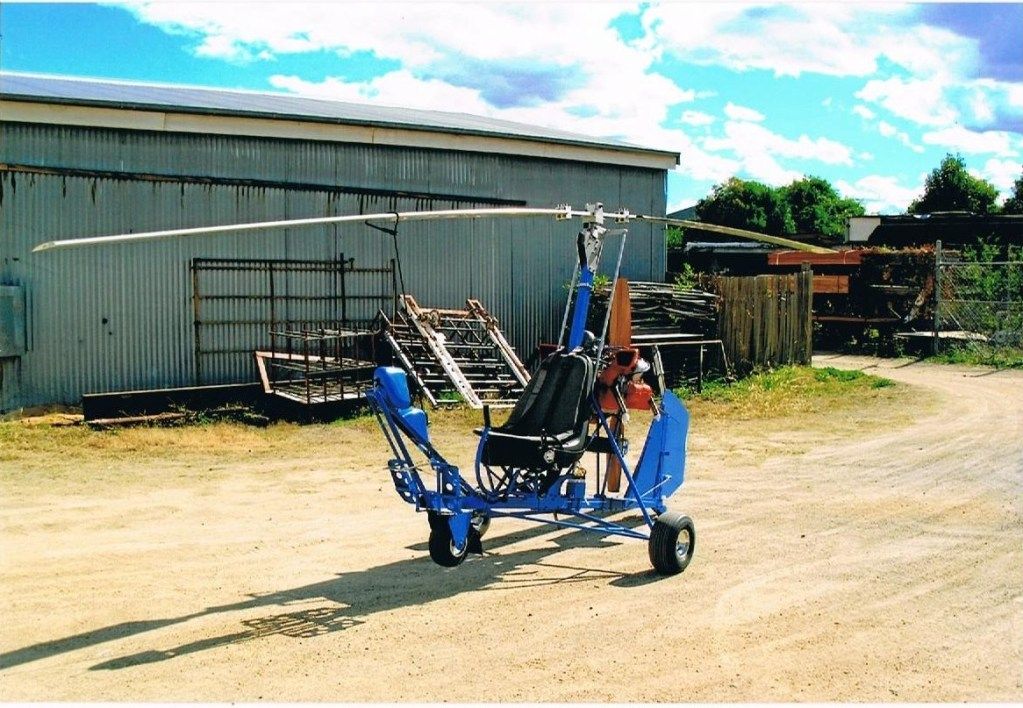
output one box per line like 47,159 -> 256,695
35,202 -> 828,575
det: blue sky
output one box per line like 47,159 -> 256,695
2,1 -> 1021,213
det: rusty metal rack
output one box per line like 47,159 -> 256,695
190,256 -> 396,386
255,327 -> 377,405
380,295 -> 530,408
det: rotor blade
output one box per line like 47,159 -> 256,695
32,206 -> 610,253
638,216 -> 836,254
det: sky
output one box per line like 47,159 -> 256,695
1,1 -> 1021,214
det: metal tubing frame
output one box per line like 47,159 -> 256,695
372,379 -> 666,543
486,509 -> 651,541
594,231 -> 629,366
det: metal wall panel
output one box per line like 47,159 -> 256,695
0,122 -> 667,410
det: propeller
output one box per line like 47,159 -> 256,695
31,205 -> 835,254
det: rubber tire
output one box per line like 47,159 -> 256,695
427,511 -> 447,533
649,512 -> 695,576
428,524 -> 469,568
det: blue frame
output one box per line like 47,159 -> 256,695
366,214 -> 689,556
366,368 -> 689,552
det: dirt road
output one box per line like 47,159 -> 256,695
1,355 -> 1020,701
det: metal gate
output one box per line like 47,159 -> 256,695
190,257 -> 396,385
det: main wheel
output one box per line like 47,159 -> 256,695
649,512 -> 695,575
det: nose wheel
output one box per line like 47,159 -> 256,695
427,512 -> 489,567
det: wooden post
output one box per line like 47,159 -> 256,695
697,343 -> 705,392
801,263 -> 813,365
934,240 -> 942,356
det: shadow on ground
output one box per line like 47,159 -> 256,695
0,518 -> 668,672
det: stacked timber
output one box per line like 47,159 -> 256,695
592,280 -> 718,338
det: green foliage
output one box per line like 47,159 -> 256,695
695,175 -> 864,242
673,365 -> 895,416
949,238 -> 1023,340
1002,170 -> 1023,215
909,153 -> 999,215
929,345 -> 1023,369
666,225 -> 685,249
563,273 -> 612,292
781,176 -> 865,240
812,366 -> 864,383
696,177 -> 795,236
672,263 -> 697,291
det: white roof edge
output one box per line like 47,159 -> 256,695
0,72 -> 680,170
0,100 -> 679,170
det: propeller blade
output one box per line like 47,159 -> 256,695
31,206 -> 605,253
639,216 -> 836,254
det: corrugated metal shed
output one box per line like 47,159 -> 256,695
0,74 -> 675,411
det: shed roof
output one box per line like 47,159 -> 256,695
0,72 -> 679,169
850,213 -> 1023,248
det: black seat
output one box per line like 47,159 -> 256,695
480,349 -> 595,469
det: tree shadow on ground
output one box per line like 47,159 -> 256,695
0,518 -> 667,672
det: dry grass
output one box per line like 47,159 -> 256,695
0,366 -> 916,496
680,365 -> 917,464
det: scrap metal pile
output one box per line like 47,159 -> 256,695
379,295 -> 530,408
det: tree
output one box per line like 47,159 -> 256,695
908,153 -> 999,215
1002,169 -> 1023,215
695,177 -> 795,235
782,176 -> 865,241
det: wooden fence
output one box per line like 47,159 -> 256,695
716,268 -> 813,375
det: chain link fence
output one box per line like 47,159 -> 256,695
936,242 -> 1023,355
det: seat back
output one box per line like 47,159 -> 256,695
498,349 -> 594,440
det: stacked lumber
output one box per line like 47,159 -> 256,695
593,281 -> 718,337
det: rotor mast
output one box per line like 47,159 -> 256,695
567,203 -> 611,350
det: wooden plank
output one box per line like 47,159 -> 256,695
813,274 -> 850,294
814,315 -> 900,323
767,250 -> 863,266
608,278 -> 632,348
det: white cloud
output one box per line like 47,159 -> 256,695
675,149 -> 741,184
643,4 -> 971,79
723,102 -> 765,122
877,120 -> 925,153
680,110 -> 715,127
836,175 -> 922,214
979,158 -> 1022,196
921,126 -> 1018,155
852,105 -> 875,120
698,120 -> 853,186
857,77 -> 958,127
269,72 -> 491,114
705,121 -> 853,164
858,74 -> 1023,140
